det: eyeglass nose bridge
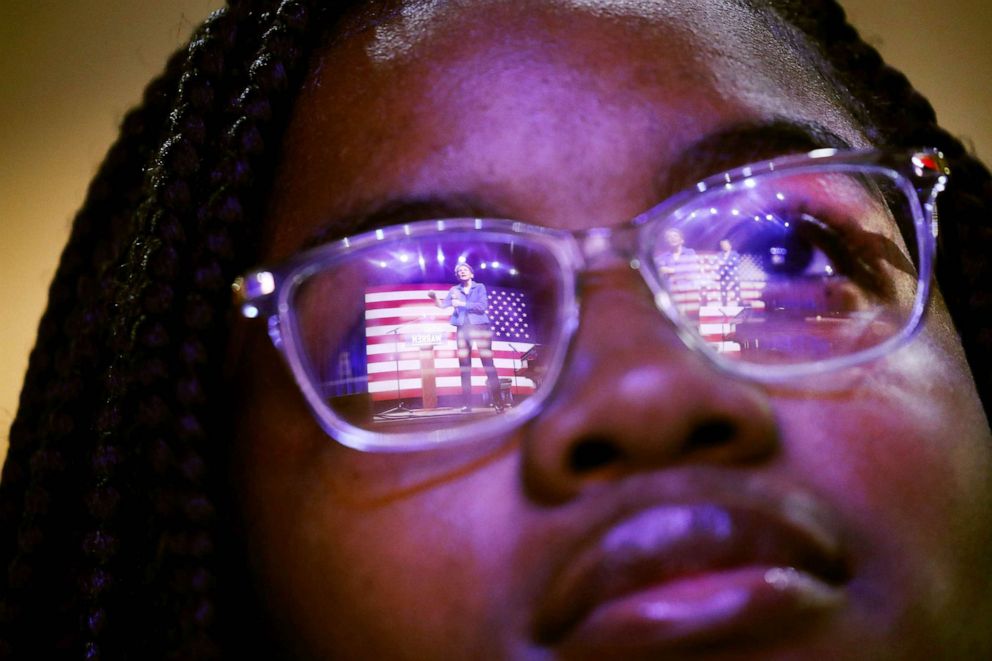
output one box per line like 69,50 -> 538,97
570,222 -> 688,335
571,219 -> 749,374
574,224 -> 644,269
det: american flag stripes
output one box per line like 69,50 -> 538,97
667,252 -> 768,353
364,283 -> 537,402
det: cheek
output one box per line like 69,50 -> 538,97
267,456 -> 531,656
779,292 -> 991,516
779,377 -> 989,538
232,341 -> 531,656
774,305 -> 992,624
860,303 -> 992,516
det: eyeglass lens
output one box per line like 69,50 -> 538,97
292,234 -> 568,435
646,168 -> 921,366
291,167 -> 921,437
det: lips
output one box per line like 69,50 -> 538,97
532,498 -> 850,653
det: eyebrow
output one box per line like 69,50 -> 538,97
657,118 -> 854,195
302,118 -> 855,248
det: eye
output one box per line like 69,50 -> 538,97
741,212 -> 851,281
650,185 -> 897,303
644,164 -> 926,367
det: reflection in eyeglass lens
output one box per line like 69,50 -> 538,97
292,235 -> 565,434
653,170 -> 920,365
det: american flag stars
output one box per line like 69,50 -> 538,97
488,288 -> 532,341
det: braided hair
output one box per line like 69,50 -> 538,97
0,2 -> 347,657
1,1 -> 989,657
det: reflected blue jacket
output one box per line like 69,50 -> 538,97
441,281 -> 491,327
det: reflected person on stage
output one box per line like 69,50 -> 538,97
717,238 -> 742,306
428,263 -> 504,413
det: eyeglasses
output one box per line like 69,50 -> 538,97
233,148 -> 948,452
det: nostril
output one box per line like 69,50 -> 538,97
687,419 -> 736,448
567,421 -> 739,473
568,436 -> 622,473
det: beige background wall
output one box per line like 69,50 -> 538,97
2,1 -> 991,461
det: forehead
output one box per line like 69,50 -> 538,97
263,0 -> 868,259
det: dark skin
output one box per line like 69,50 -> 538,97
229,1 -> 992,658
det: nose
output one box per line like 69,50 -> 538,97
521,267 -> 780,503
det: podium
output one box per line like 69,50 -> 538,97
407,332 -> 443,409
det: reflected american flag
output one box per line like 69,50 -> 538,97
668,252 -> 767,353
364,283 -> 536,402
488,288 -> 533,341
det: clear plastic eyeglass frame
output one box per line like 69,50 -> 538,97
233,148 -> 949,452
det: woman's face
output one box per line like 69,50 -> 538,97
455,264 -> 473,282
231,1 -> 992,658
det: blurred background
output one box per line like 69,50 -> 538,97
2,1 -> 991,460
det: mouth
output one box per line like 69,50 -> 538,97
533,501 -> 850,655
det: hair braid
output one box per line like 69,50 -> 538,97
68,2 -> 328,658
1,5 -> 267,658
0,47 -> 192,661
0,2 -> 352,655
141,4 -> 326,657
69,7 -> 282,658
